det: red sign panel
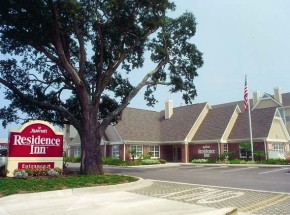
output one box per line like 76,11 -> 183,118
9,122 -> 63,157
18,162 -> 55,169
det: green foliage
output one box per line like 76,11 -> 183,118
254,151 -> 266,161
13,170 -> 28,179
158,159 -> 167,164
263,158 -> 289,165
191,159 -> 209,163
129,149 -> 137,161
143,152 -> 153,160
141,159 -> 161,165
47,169 -> 60,177
229,159 -> 241,164
64,156 -> 81,163
14,167 -> 63,178
218,152 -> 233,161
0,174 -> 138,197
102,157 -> 125,166
0,1 -> 203,175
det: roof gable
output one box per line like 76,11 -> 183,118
192,104 -> 239,142
160,103 -> 208,142
115,108 -> 161,142
229,107 -> 277,141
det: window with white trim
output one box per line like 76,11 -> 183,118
74,147 -> 81,157
112,145 -> 120,158
273,143 -> 284,153
130,145 -> 143,158
150,145 -> 160,158
223,144 -> 228,153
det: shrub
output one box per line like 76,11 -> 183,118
191,159 -> 208,163
218,152 -> 233,161
63,156 -> 81,163
229,159 -> 241,164
14,170 -> 28,179
14,167 -> 63,178
141,159 -> 160,165
158,159 -> 167,164
47,169 -> 60,177
143,152 -> 153,160
102,157 -> 125,165
264,158 -> 289,165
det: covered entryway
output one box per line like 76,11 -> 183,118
173,145 -> 182,162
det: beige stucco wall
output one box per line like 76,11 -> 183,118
255,99 -> 279,109
267,118 -> 289,142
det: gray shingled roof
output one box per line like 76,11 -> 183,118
160,103 -> 207,142
214,93 -> 290,110
115,108 -> 161,141
282,93 -> 290,106
228,107 -> 277,140
115,103 -> 208,142
192,105 -> 238,141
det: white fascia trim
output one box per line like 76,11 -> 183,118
252,96 -> 282,110
105,141 -> 123,145
189,139 -> 220,144
221,105 -> 241,142
266,138 -> 289,143
268,109 -> 290,141
184,103 -> 212,142
227,138 -> 265,143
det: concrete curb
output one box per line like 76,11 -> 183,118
181,163 -> 290,168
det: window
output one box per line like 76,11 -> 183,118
223,144 -> 228,153
150,145 -> 160,158
130,145 -> 143,158
273,143 -> 284,153
112,145 -> 119,158
74,147 -> 81,157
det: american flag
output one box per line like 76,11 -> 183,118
244,76 -> 248,111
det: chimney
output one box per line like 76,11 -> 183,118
253,91 -> 260,107
165,99 -> 173,119
274,87 -> 283,104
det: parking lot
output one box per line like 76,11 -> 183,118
105,164 -> 290,193
104,164 -> 290,214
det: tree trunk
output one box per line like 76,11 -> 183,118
80,107 -> 104,175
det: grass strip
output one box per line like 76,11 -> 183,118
0,174 -> 138,197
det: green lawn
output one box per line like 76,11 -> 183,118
0,174 -> 138,197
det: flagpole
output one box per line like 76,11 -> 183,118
245,75 -> 254,161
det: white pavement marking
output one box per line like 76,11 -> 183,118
258,168 -> 290,174
187,166 -> 224,172
221,167 -> 256,173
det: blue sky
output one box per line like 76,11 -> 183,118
129,0 -> 290,110
1,0 -> 290,137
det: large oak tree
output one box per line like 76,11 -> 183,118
0,0 -> 203,175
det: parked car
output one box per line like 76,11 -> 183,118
0,148 -> 7,176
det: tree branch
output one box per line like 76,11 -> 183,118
73,19 -> 86,80
101,57 -> 169,128
0,77 -> 80,131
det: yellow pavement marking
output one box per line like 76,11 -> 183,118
242,194 -> 290,213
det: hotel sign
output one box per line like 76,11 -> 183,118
9,122 -> 63,157
198,145 -> 215,158
6,121 -> 64,177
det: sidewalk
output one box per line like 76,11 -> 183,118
0,178 -> 240,215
